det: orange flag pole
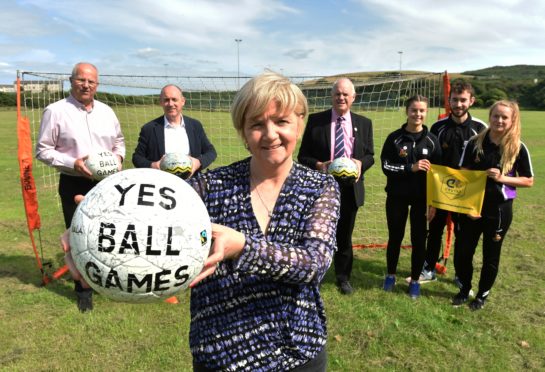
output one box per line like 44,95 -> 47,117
16,73 -> 49,284
435,71 -> 453,275
16,72 -> 69,284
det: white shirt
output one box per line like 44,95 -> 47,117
35,95 -> 126,176
163,116 -> 190,155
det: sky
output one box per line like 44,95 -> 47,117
1,0 -> 544,85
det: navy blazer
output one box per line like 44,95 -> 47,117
298,109 -> 374,206
132,115 -> 217,170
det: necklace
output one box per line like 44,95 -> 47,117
252,177 -> 274,218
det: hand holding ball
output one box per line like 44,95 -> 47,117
160,153 -> 193,180
328,157 -> 359,185
84,150 -> 120,181
69,168 -> 211,302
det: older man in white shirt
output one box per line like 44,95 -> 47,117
36,62 -> 125,312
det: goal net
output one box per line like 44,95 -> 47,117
17,71 -> 446,278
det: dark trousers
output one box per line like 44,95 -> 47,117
193,348 -> 327,372
385,195 -> 427,280
454,200 -> 513,299
59,174 -> 98,293
58,174 -> 98,228
425,209 -> 459,271
334,185 -> 358,283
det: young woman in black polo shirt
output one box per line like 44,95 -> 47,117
453,100 -> 534,310
380,95 -> 441,299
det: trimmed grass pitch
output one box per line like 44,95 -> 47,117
0,108 -> 544,370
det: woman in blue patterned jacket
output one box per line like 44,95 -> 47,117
188,71 -> 341,371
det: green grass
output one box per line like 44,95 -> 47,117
1,108 -> 544,371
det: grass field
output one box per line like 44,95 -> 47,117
1,107 -> 544,371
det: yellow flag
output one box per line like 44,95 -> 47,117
426,164 -> 487,215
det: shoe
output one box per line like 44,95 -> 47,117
383,275 -> 396,292
76,290 -> 93,313
451,291 -> 469,307
337,280 -> 354,295
419,269 -> 437,283
454,275 -> 463,289
469,298 -> 485,311
454,276 -> 475,297
408,281 -> 420,299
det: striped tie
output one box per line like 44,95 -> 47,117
334,116 -> 345,159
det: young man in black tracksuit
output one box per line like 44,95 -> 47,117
381,95 -> 442,299
421,80 -> 487,282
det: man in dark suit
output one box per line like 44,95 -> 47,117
298,78 -> 374,295
132,84 -> 217,173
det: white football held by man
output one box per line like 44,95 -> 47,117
328,157 -> 359,185
84,150 -> 120,181
160,152 -> 193,180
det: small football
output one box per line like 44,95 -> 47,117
84,150 -> 119,181
160,153 -> 193,180
328,157 -> 359,185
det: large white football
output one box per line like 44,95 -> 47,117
160,153 -> 193,180
328,157 -> 359,185
69,168 -> 211,303
84,150 -> 119,181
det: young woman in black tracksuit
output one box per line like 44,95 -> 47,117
380,95 -> 442,299
453,100 -> 534,310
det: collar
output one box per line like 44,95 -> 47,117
332,109 -> 350,123
163,115 -> 185,129
448,112 -> 473,127
401,123 -> 428,136
68,94 -> 94,112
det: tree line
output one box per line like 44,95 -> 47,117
469,77 -> 545,109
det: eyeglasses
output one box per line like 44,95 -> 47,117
72,78 -> 98,87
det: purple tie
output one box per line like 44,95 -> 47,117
334,116 -> 345,159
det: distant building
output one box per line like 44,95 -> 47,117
0,84 -> 16,93
18,80 -> 63,93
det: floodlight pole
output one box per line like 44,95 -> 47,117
235,39 -> 242,89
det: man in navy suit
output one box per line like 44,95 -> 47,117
298,78 -> 374,295
132,84 -> 217,173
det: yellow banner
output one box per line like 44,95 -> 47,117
426,165 -> 487,215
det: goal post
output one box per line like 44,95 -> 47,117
17,71 -> 447,281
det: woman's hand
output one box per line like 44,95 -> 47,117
116,155 -> 123,171
427,205 -> 436,222
486,167 -> 502,182
316,160 -> 331,173
411,159 -> 431,172
189,223 -> 245,288
62,194 -> 88,284
60,230 -> 71,253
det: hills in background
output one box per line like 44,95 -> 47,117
462,65 -> 545,81
458,65 -> 545,108
2,65 -> 545,109
324,64 -> 545,109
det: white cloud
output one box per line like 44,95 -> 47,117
0,0 -> 544,83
